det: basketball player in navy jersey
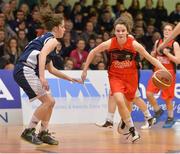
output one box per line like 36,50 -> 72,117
13,12 -> 82,145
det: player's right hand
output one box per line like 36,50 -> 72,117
40,78 -> 49,91
71,78 -> 83,84
81,71 -> 87,83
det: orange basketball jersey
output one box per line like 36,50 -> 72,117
155,39 -> 175,71
107,36 -> 138,77
107,36 -> 138,101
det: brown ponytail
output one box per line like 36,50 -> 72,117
41,11 -> 64,31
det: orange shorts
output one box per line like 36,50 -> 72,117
146,70 -> 176,100
109,73 -> 138,101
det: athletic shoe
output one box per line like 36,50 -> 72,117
162,117 -> 175,128
126,127 -> 140,143
21,128 -> 43,145
38,130 -> 59,145
101,120 -> 113,128
141,117 -> 156,129
153,108 -> 164,124
117,119 -> 129,135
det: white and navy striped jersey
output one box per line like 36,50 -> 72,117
18,32 -> 55,70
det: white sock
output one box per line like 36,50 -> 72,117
143,110 -> 152,120
124,117 -> 134,129
28,115 -> 40,129
106,112 -> 114,122
40,121 -> 49,132
168,110 -> 174,118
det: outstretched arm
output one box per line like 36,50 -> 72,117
157,22 -> 180,51
46,61 -> 82,83
81,40 -> 111,82
133,40 -> 167,71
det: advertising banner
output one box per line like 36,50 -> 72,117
21,70 -> 180,124
0,70 -> 23,125
21,71 -> 110,124
0,70 -> 21,109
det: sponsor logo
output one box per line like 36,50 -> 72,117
56,79 -> 100,97
0,70 -> 21,109
22,79 -> 101,98
0,79 -> 14,100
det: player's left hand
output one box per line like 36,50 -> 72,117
40,78 -> 49,91
81,71 -> 87,83
163,48 -> 170,55
71,78 -> 83,84
157,43 -> 167,54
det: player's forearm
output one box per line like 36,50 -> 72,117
152,57 -> 167,71
51,68 -> 72,81
39,53 -> 46,80
165,53 -> 180,64
83,51 -> 95,71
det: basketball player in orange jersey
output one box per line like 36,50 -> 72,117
101,12 -> 155,131
81,17 -> 168,143
157,22 -> 180,52
146,23 -> 180,128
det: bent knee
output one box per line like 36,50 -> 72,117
42,96 -> 55,108
49,97 -> 55,107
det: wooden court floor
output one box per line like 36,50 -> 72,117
0,122 -> 180,153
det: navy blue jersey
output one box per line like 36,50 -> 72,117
17,32 -> 55,70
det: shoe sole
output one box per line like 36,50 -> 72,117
132,135 -> 141,143
141,126 -> 151,130
21,136 -> 43,145
95,123 -> 113,128
42,141 -> 59,145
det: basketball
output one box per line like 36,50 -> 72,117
152,70 -> 172,89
